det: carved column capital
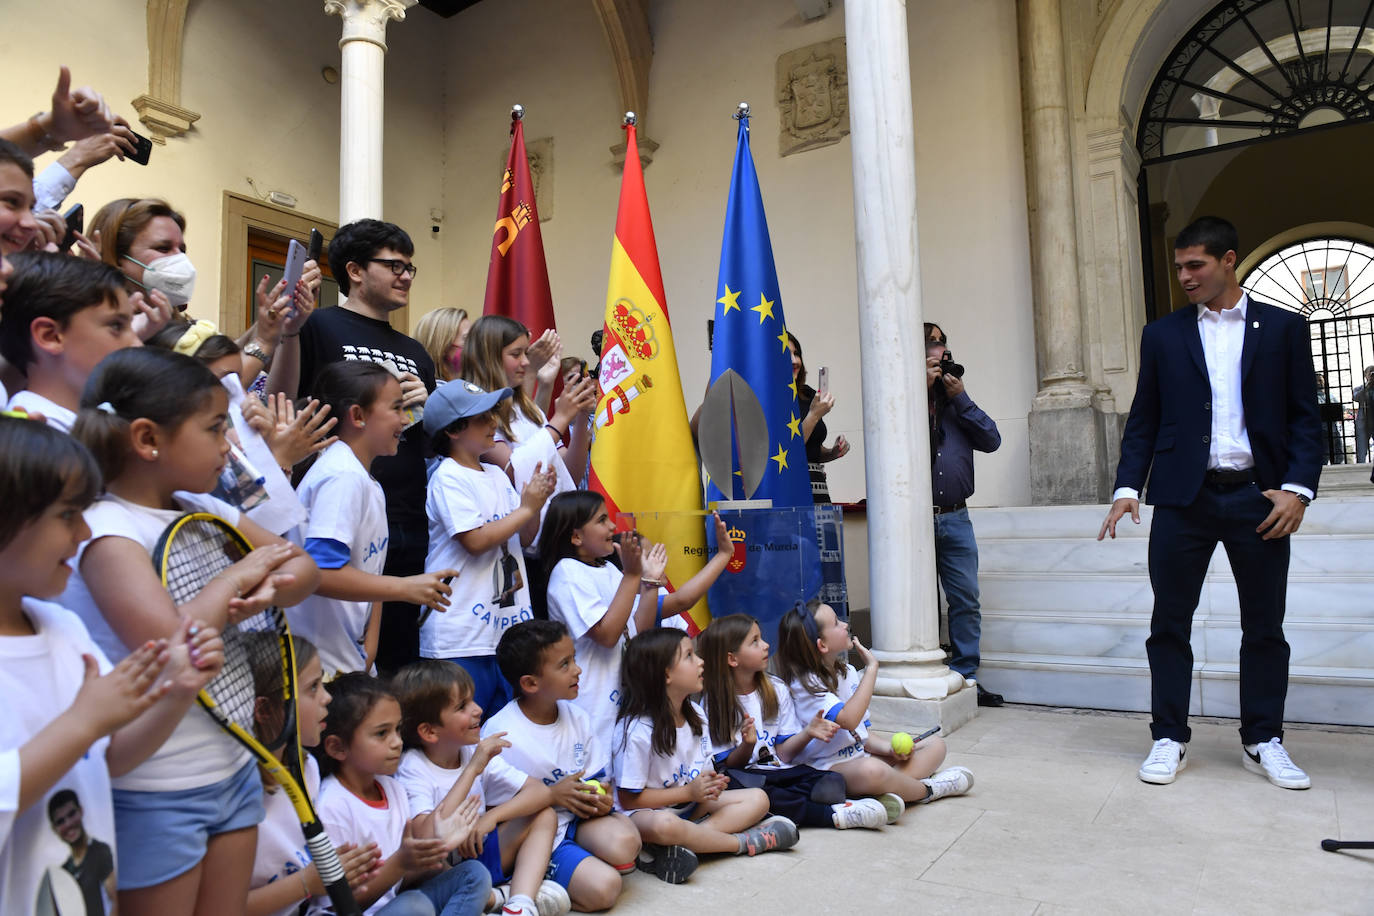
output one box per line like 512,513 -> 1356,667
325,0 -> 417,51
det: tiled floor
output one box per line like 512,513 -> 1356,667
605,705 -> 1374,915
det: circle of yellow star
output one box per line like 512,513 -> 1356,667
770,443 -> 789,471
717,285 -> 741,313
752,293 -> 775,325
786,412 -> 801,439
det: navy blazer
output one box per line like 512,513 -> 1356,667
1113,298 -> 1322,507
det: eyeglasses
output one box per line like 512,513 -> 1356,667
368,258 -> 418,278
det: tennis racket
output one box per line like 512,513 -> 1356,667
152,512 -> 361,916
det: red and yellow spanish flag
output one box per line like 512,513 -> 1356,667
589,120 -> 709,633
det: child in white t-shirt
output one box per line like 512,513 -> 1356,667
611,628 -> 799,884
392,659 -> 568,916
0,416 -> 223,915
488,620 -> 641,910
62,347 -> 321,910
313,673 -> 491,916
698,613 -> 887,831
291,361 -> 457,677
246,637 -> 381,916
539,493 -> 736,753
420,381 -> 554,719
774,602 -> 975,823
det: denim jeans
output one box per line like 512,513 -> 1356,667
933,507 -> 982,679
377,858 -> 493,916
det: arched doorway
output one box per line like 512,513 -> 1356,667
1135,0 -> 1374,322
1241,232 -> 1374,462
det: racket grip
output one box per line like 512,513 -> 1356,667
304,824 -> 362,916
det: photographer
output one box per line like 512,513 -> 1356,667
925,323 -> 1002,706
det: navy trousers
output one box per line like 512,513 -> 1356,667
1146,481 -> 1291,745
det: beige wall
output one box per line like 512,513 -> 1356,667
2,0 -> 1036,506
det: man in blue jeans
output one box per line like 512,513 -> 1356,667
925,324 -> 1003,706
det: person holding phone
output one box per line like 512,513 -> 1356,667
785,333 -> 849,504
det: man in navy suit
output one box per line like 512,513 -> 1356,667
1098,216 -> 1321,789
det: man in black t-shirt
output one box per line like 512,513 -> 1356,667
48,789 -> 115,915
269,219 -> 435,674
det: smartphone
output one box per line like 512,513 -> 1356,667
60,203 -> 83,250
706,318 -> 715,352
818,366 -> 830,397
280,238 -> 308,314
415,576 -> 454,629
307,227 -> 324,263
127,130 -> 153,166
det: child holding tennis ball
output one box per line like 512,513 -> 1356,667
774,601 -> 975,823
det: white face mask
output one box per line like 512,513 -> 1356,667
126,251 -> 197,307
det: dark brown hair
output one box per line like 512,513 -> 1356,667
773,601 -> 839,696
391,659 -> 475,749
0,252 -> 128,370
617,628 -> 701,758
698,614 -> 779,749
0,416 -> 101,552
315,672 -> 396,778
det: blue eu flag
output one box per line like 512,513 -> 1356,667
704,113 -> 811,508
702,112 -> 820,637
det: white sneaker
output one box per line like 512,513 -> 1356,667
877,792 -> 906,824
920,766 -> 974,802
831,798 -> 887,829
1243,738 -> 1311,789
1138,738 -> 1187,784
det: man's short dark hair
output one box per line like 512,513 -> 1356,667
47,788 -> 80,821
0,139 -> 34,178
327,219 -> 414,296
1175,216 -> 1239,261
0,252 -> 128,370
496,619 -> 570,692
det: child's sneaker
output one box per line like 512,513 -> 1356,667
878,792 -> 906,824
535,879 -> 571,916
488,885 -> 511,913
501,896 -> 537,916
635,843 -> 698,884
831,798 -> 887,830
735,815 -> 800,855
920,766 -> 975,802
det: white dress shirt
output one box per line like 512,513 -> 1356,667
1114,293 -> 1313,502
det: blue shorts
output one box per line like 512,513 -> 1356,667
113,760 -> 264,889
545,819 -> 594,889
446,655 -> 513,721
476,827 -> 509,886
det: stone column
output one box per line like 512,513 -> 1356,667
845,0 -> 971,727
1019,0 -> 1105,504
324,0 -> 417,224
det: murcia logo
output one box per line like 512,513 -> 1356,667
726,524 -> 748,574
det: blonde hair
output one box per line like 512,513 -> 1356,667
414,307 -> 469,382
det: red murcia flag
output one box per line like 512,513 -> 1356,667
483,109 -> 556,344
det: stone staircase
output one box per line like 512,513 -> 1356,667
973,470 -> 1374,726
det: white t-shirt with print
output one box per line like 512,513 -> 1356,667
498,409 -> 576,535
545,559 -> 664,754
288,441 -> 390,678
786,663 -> 871,770
395,746 -> 527,821
6,389 -> 75,432
422,459 -> 532,659
59,490 -> 250,791
482,700 -> 606,842
0,599 -> 117,916
311,773 -> 410,915
704,675 -> 801,767
612,703 -> 713,809
250,754 -> 320,916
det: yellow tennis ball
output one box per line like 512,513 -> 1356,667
583,779 -> 607,796
891,732 -> 915,756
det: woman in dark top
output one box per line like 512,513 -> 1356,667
787,332 -> 850,503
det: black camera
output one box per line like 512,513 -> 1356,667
939,350 -> 965,379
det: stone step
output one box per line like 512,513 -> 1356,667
970,500 -> 1374,726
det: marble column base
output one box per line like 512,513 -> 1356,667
866,688 -> 978,737
1028,384 -> 1112,505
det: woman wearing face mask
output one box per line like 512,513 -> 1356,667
414,306 -> 471,384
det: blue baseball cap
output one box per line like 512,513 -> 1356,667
423,380 -> 513,436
